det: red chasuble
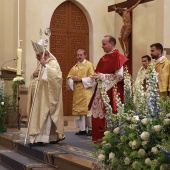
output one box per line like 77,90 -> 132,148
90,49 -> 128,142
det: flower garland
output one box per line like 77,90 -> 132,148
97,75 -> 117,130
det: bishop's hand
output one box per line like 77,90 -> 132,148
39,58 -> 46,67
33,70 -> 39,77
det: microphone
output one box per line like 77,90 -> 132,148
0,58 -> 18,70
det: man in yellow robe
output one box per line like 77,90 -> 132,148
135,55 -> 151,92
150,43 -> 170,97
67,49 -> 95,136
27,39 -> 64,145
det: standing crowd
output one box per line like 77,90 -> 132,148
27,35 -> 170,145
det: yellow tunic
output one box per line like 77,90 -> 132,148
27,55 -> 64,139
154,57 -> 170,93
67,60 -> 95,115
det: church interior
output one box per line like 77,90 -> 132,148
0,0 -> 170,169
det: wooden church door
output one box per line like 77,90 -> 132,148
50,1 -> 89,116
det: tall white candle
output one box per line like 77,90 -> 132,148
18,0 -> 20,48
16,0 -> 22,76
17,48 -> 22,76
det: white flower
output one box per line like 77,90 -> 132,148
151,146 -> 158,154
104,143 -> 111,148
138,149 -> 146,157
129,124 -> 137,130
166,113 -> 170,118
131,140 -> 137,148
1,102 -> 4,105
126,116 -> 131,121
131,140 -> 140,149
140,131 -> 150,141
104,131 -> 109,135
129,141 -> 133,147
13,76 -> 24,82
145,158 -> 151,165
132,116 -> 140,122
141,118 -> 148,125
109,152 -> 115,160
124,157 -> 131,165
98,154 -> 105,161
160,164 -> 169,170
141,141 -> 148,146
153,125 -> 162,132
163,119 -> 170,125
101,141 -> 106,145
113,127 -> 120,134
98,149 -> 105,154
160,165 -> 164,170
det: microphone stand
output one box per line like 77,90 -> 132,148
0,58 -> 18,71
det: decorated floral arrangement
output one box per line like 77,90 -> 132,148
0,79 -> 10,132
12,76 -> 25,113
95,64 -> 170,170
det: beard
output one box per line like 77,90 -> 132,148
151,54 -> 158,59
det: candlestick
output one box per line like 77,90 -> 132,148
17,48 -> 22,76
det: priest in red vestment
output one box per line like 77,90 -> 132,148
89,35 -> 128,142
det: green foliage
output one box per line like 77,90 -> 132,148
0,94 -> 10,133
0,94 -> 10,121
0,79 -> 11,132
11,78 -> 25,114
159,97 -> 170,114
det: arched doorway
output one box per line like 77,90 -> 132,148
50,1 -> 89,116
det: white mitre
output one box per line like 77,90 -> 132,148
31,39 -> 44,54
31,38 -> 56,60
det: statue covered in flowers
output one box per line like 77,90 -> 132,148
94,64 -> 170,169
